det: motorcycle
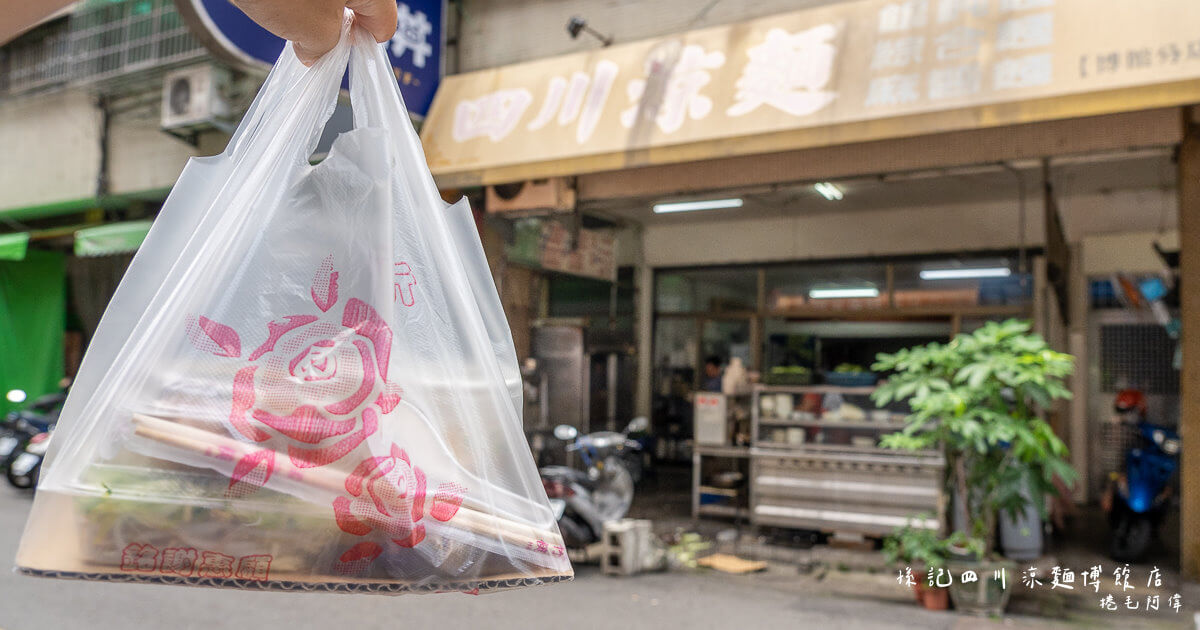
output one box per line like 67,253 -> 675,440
1103,389 -> 1179,562
539,418 -> 647,548
0,411 -> 51,469
2,386 -> 67,490
7,429 -> 51,490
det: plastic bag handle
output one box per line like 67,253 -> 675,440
345,27 -> 527,427
224,14 -> 354,166
346,26 -> 445,212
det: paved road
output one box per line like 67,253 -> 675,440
0,486 -> 1182,630
0,485 -> 954,630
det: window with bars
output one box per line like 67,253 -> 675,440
1098,324 -> 1179,394
1,0 -> 206,96
1,22 -> 72,94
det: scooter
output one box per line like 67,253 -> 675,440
7,429 -> 51,490
2,386 -> 67,490
1103,389 -> 1179,562
0,411 -> 51,469
539,418 -> 647,548
568,417 -> 649,485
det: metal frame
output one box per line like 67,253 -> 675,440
2,0 -> 207,98
747,384 -> 945,537
1085,306 -> 1181,501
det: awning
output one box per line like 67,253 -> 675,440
1,1 -> 75,46
0,188 -> 172,224
0,233 -> 30,261
421,0 -> 1200,188
74,220 -> 153,257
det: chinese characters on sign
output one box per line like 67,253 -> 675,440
439,0 -> 1176,141
527,61 -> 620,143
391,3 -> 433,69
898,564 -> 1184,614
726,25 -> 839,117
1080,39 -> 1200,78
866,0 -> 1055,110
452,90 -> 534,142
620,44 -> 726,134
423,0 -> 1200,185
454,24 -> 843,143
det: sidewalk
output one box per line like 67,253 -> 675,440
627,465 -> 1198,629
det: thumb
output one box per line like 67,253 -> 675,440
347,0 -> 398,44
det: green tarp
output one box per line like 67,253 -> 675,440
0,250 -> 65,415
0,233 -> 29,261
74,220 -> 152,257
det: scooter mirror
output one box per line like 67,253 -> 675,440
553,424 -> 578,441
625,416 -> 649,434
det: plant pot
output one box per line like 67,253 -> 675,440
824,371 -> 877,387
999,479 -> 1043,561
912,581 -> 951,610
946,558 -> 1016,617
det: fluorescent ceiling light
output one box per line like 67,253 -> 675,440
814,182 -> 844,201
920,267 -> 1012,280
809,287 -> 879,299
653,198 -> 743,214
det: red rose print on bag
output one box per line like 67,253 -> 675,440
332,444 -> 465,572
186,255 -> 402,497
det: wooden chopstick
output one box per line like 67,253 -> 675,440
129,414 -> 566,555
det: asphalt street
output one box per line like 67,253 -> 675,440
0,485 -> 1181,630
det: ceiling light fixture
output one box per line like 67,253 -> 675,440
652,198 -> 744,214
809,286 -> 879,299
920,267 -> 1012,280
814,182 -> 844,201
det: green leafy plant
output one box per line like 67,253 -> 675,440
872,320 -> 1076,558
765,365 -> 812,385
834,363 -> 867,374
883,516 -> 983,571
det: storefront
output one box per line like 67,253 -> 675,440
420,0 -> 1198,573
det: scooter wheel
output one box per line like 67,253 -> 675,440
557,514 -> 595,550
6,460 -> 38,490
7,471 -> 33,489
1110,514 -> 1153,563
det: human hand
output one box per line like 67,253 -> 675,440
231,0 -> 398,66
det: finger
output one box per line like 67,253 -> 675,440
291,3 -> 343,66
232,0 -> 342,66
293,42 -> 325,67
347,0 -> 398,43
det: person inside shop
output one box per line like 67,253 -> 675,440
701,355 -> 725,392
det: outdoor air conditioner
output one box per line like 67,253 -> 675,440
161,65 -> 231,131
485,178 -> 576,214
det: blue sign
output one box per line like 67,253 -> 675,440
178,0 -> 443,116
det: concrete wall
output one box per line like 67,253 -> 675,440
640,188 -> 1175,268
107,101 -> 203,196
0,89 -> 100,210
0,89 -> 214,212
1082,230 -> 1179,276
457,0 -> 840,72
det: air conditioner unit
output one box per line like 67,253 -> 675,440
161,65 -> 230,131
486,178 -> 576,214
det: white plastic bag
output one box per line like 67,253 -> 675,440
16,16 -> 571,594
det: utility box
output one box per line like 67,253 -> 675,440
694,393 -> 729,446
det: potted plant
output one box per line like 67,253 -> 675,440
872,320 -> 1076,616
882,517 -> 978,611
825,363 -> 877,387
